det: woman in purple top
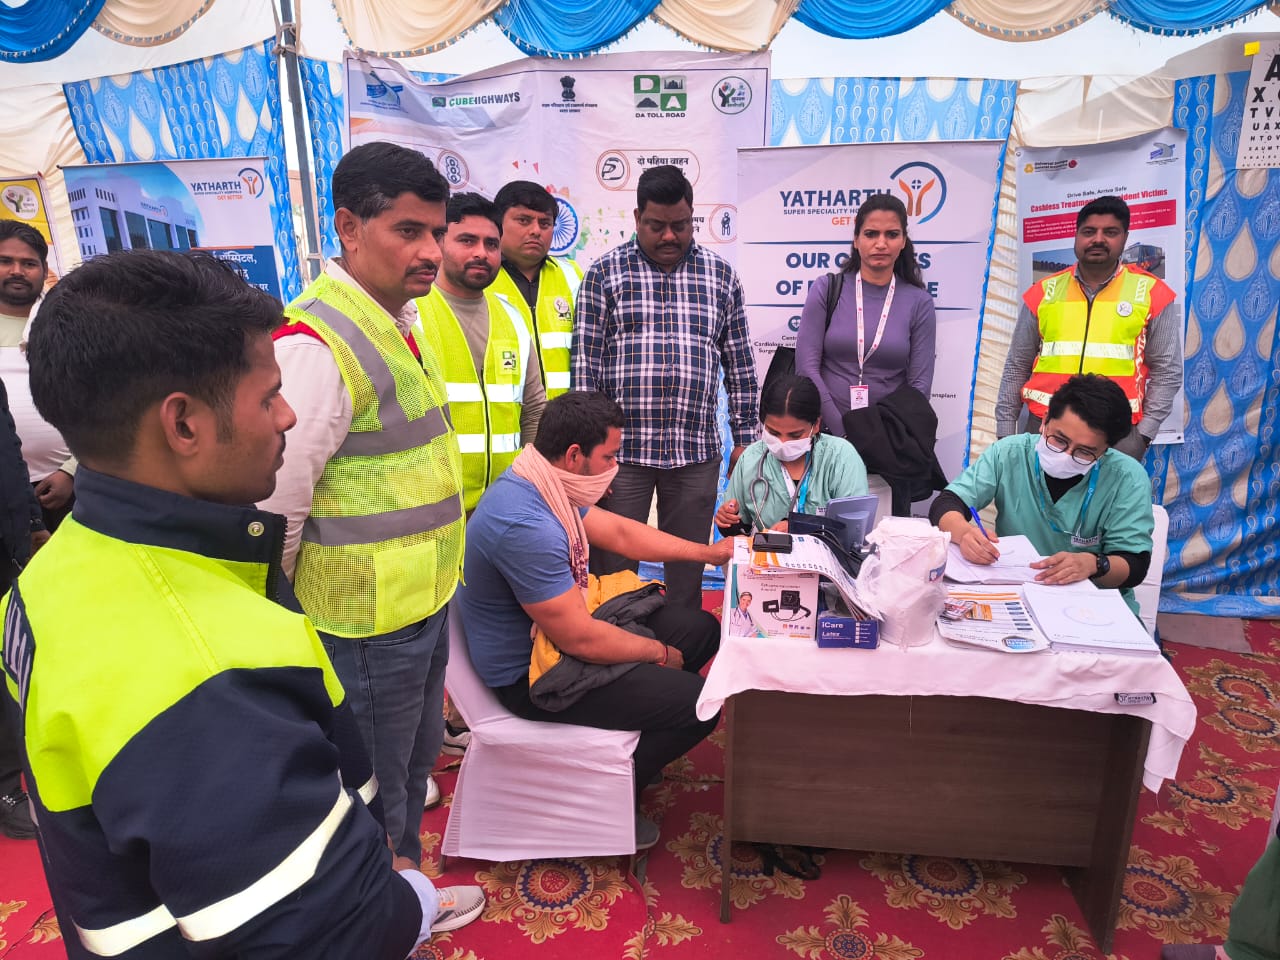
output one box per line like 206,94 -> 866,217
795,194 -> 936,438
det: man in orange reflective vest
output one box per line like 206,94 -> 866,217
996,195 -> 1181,460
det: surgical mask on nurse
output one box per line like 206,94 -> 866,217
762,430 -> 813,463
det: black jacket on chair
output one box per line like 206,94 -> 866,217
842,383 -> 947,517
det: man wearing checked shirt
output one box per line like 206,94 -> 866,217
573,164 -> 758,610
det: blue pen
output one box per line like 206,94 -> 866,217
969,506 -> 999,556
968,506 -> 989,538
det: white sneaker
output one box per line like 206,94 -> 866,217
432,885 -> 485,932
423,775 -> 441,810
442,723 -> 471,755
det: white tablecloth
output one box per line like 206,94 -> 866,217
696,630 -> 1197,793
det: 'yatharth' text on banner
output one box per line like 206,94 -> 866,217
62,158 -> 282,299
737,141 -> 1004,482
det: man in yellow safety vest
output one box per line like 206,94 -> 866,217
259,143 -> 476,889
489,180 -> 582,399
417,193 -> 546,513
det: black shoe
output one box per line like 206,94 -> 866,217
0,790 -> 36,840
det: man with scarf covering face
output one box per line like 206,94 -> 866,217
458,391 -> 733,849
929,374 -> 1154,617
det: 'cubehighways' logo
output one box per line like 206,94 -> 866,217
634,75 -> 686,113
1147,141 -> 1176,163
890,161 -> 947,224
712,77 -> 751,115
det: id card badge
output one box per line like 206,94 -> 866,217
850,385 -> 870,410
1071,532 -> 1100,548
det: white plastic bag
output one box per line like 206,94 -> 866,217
857,517 -> 950,647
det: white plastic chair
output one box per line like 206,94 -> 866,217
1133,504 -> 1169,638
441,604 -> 641,862
866,473 -> 892,530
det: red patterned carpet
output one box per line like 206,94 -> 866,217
3,614 -> 1278,958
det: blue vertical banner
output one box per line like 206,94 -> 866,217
62,39 -> 300,300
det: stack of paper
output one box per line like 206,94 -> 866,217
936,585 -> 1049,654
944,534 -> 1044,584
747,534 -> 878,619
1021,583 -> 1160,657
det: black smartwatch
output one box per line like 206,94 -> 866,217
1092,553 -> 1111,580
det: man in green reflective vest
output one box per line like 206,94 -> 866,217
489,180 -> 582,399
418,193 -> 545,513
260,142 -> 470,871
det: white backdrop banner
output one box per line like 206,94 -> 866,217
61,159 -> 282,299
344,50 -> 770,265
1014,130 -> 1187,443
737,141 -> 1003,480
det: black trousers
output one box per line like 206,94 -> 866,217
590,459 -> 721,611
0,554 -> 21,796
496,604 -> 721,798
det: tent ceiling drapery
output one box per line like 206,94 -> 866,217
1,0 -> 1278,61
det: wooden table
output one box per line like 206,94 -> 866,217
720,689 -> 1150,953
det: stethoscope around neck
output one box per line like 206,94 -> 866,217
747,434 -> 817,534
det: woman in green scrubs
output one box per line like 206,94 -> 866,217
715,374 -> 868,536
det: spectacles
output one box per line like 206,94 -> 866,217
1044,432 -> 1099,465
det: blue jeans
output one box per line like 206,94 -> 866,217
322,607 -> 449,862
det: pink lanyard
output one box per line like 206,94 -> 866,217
854,272 -> 895,385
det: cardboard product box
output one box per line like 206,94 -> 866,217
726,563 -> 820,640
815,610 -> 879,649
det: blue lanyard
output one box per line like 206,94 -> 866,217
794,460 -> 813,513
1033,456 -> 1099,539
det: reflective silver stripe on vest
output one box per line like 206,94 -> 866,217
1082,342 -> 1136,361
303,495 -> 463,547
539,331 -> 573,350
545,371 -> 571,391
490,432 -> 520,454
336,407 -> 448,458
299,299 -> 452,457
484,383 -> 522,404
446,382 -> 484,403
455,434 -> 487,454
1039,340 -> 1085,357
299,298 -> 408,431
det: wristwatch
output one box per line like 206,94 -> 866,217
1092,553 -> 1111,580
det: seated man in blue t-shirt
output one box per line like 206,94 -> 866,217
458,390 -> 733,849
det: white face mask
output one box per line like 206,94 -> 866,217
1035,434 -> 1097,480
762,430 -> 813,463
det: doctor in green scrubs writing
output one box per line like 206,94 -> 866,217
929,374 -> 1154,615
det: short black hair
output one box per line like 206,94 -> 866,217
28,250 -> 281,464
534,391 -> 624,460
1077,195 -> 1130,232
0,220 -> 48,264
493,180 -> 557,220
1045,374 -> 1134,447
760,374 -> 822,425
446,192 -> 500,230
636,165 -> 693,212
332,141 -> 449,221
